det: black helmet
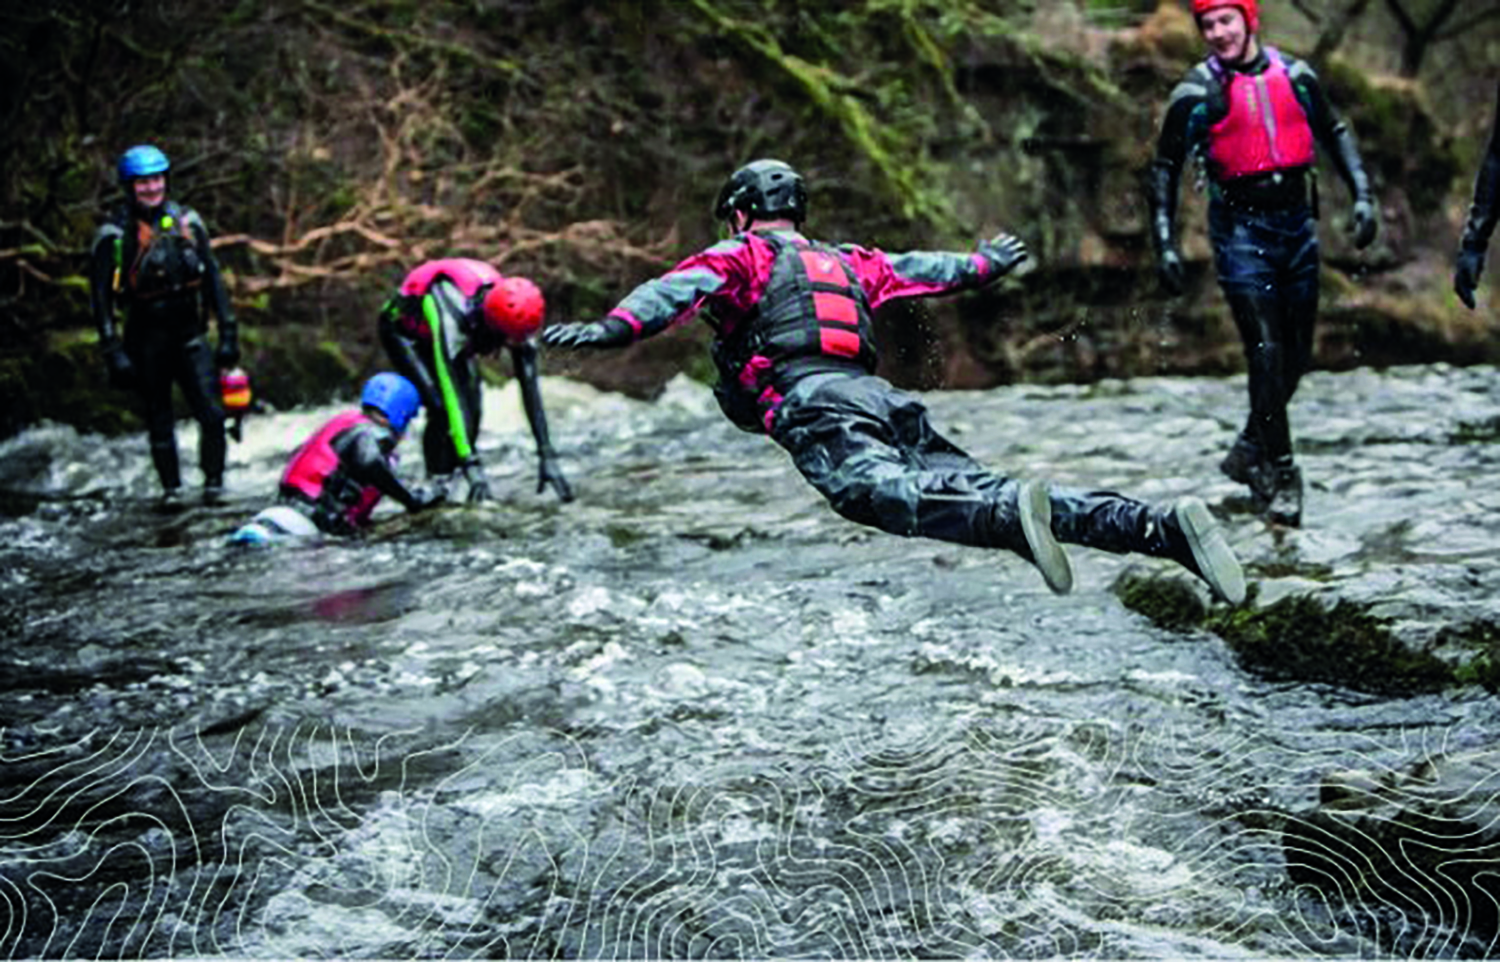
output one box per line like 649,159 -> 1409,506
714,159 -> 807,225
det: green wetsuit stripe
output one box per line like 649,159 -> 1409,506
424,293 -> 474,460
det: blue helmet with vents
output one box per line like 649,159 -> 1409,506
360,373 -> 421,435
117,145 -> 171,184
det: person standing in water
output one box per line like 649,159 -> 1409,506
1146,0 -> 1377,527
90,145 -> 240,508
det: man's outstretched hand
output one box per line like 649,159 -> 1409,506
541,318 -> 634,349
979,232 -> 1029,277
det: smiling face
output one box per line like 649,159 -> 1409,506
130,173 -> 167,210
1198,5 -> 1258,66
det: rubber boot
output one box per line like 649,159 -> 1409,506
1266,462 -> 1303,528
1219,431 -> 1275,509
150,437 -> 182,492
1218,431 -> 1260,485
1143,498 -> 1246,605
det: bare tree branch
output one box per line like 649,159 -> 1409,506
1436,2 -> 1500,41
1287,0 -> 1324,25
1312,0 -> 1374,64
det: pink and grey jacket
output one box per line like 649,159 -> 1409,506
605,228 -> 1015,432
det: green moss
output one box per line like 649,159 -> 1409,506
249,330 -> 361,410
1114,570 -> 1209,633
1436,620 -> 1500,693
0,337 -> 141,438
1205,594 -> 1453,696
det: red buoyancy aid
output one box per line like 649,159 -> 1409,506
280,410 -> 385,528
395,258 -> 503,341
712,235 -> 878,432
1207,50 -> 1316,181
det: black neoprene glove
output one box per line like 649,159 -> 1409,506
104,343 -> 136,390
538,454 -> 573,502
1455,247 -> 1485,310
408,484 -> 446,512
541,317 -> 633,349
1350,199 -> 1378,250
1157,248 -> 1186,297
460,457 -> 491,504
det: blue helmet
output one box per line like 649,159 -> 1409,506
117,145 -> 171,184
360,373 -> 421,434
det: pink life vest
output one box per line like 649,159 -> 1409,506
395,258 -> 503,340
1207,50 -> 1316,181
280,410 -> 385,528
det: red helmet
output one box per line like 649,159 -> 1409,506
481,277 -> 546,343
1192,0 -> 1258,32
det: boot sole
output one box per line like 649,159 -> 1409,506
1018,480 -> 1073,595
1176,497 -> 1246,605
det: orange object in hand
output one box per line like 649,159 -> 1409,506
220,367 -> 253,414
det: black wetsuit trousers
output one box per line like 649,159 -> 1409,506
124,301 -> 226,492
1209,201 -> 1320,464
767,373 -> 1175,558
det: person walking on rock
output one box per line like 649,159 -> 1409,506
1454,82 -> 1500,310
1147,0 -> 1377,527
379,258 -> 572,504
544,159 -> 1245,603
90,145 -> 240,508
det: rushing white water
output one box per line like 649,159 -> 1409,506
1,365 -> 1498,958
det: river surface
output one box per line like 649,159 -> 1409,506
1,364 -> 1498,959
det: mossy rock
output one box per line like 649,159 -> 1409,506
1206,593 -> 1454,696
1120,574 -> 1459,696
1435,620 -> 1500,693
1115,569 -> 1210,632
1316,57 -> 1462,214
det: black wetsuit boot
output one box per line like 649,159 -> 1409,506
1226,289 -> 1302,521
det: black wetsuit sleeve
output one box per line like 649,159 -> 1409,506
1462,82 -> 1500,252
1290,59 -> 1372,203
187,211 -> 236,341
332,422 -> 424,510
1147,74 -> 1210,255
89,224 -> 124,346
510,342 -> 557,459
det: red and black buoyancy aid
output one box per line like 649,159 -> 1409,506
712,234 -> 878,433
280,411 -> 386,530
1206,48 -> 1316,181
